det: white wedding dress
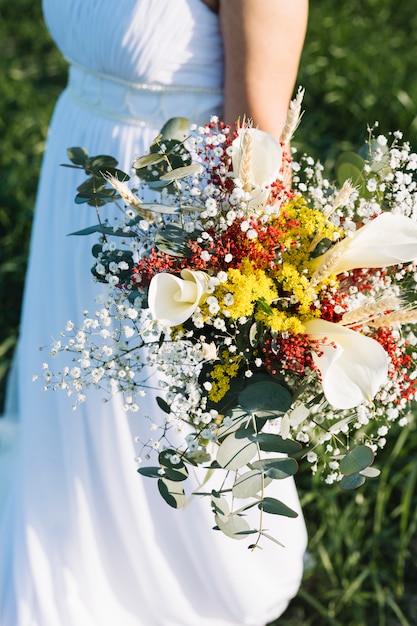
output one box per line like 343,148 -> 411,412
0,1 -> 307,624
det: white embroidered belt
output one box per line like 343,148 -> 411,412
65,59 -> 223,127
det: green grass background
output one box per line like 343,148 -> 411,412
1,1 -> 417,624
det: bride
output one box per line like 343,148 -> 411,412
0,1 -> 309,624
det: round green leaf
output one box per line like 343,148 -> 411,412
238,380 -> 292,414
251,457 -> 298,480
160,117 -> 190,141
87,155 -> 119,171
211,491 -> 230,522
154,223 -> 189,257
216,431 -> 258,470
67,146 -> 88,165
232,470 -> 272,499
360,467 -> 381,478
158,449 -> 188,482
340,473 -> 366,490
133,153 -> 167,169
258,497 -> 298,518
185,450 -> 211,465
214,512 -> 251,540
216,407 -> 250,440
335,151 -> 365,186
156,396 -> 171,414
137,466 -> 161,479
157,478 -> 186,508
256,433 -> 302,455
340,445 -> 374,476
159,163 -> 203,181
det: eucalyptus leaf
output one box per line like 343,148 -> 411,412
335,151 -> 365,186
214,512 -> 251,540
160,117 -> 190,142
158,449 -> 188,482
154,223 -> 189,257
255,433 -> 302,455
67,146 -> 89,166
258,497 -> 298,518
76,177 -> 107,195
185,450 -> 212,464
359,466 -> 381,478
249,322 -> 262,347
216,431 -> 258,470
340,445 -> 374,476
250,457 -> 298,480
156,396 -> 171,414
211,491 -> 230,521
232,470 -> 272,499
68,224 -> 136,237
205,375 -> 246,414
238,380 -> 292,414
133,153 -> 167,169
159,163 -> 203,181
157,478 -> 186,508
139,203 -> 182,215
216,407 -> 251,439
337,162 -> 365,189
137,466 -> 161,479
98,167 -> 130,182
340,473 -> 366,490
86,155 -> 119,171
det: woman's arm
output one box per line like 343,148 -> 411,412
219,0 -> 308,142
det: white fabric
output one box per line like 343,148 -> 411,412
0,1 -> 307,624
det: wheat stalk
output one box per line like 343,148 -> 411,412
310,248 -> 343,286
341,296 -> 401,326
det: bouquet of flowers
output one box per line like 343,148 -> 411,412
41,90 -> 417,546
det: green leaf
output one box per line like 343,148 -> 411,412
133,153 -> 167,169
249,322 -> 262,347
255,433 -> 303,455
157,478 -> 186,508
238,380 -> 292,414
86,155 -> 119,171
360,466 -> 381,478
137,466 -> 161,479
214,513 -> 251,540
160,117 -> 190,142
185,450 -> 212,464
67,146 -> 89,165
68,224 -> 136,237
216,407 -> 251,440
154,223 -> 189,257
205,375 -> 246,414
250,457 -> 298,480
258,497 -> 299,518
158,449 -> 188,482
232,470 -> 272,499
335,151 -> 365,186
159,163 -> 203,181
156,396 -> 171,414
139,203 -> 182,215
211,490 -> 230,521
340,445 -> 374,476
340,473 -> 366,490
216,431 -> 258,470
257,297 -> 274,315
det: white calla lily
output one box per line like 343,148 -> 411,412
315,212 -> 417,280
231,127 -> 282,208
148,269 -> 209,327
304,318 -> 389,409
